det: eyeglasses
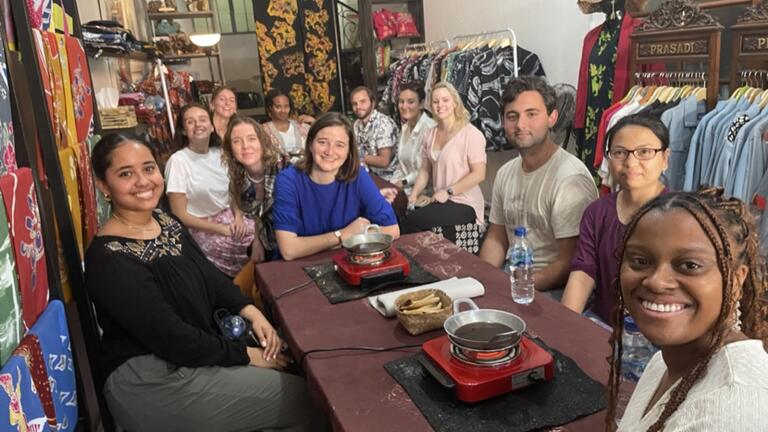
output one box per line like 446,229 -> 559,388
607,148 -> 664,161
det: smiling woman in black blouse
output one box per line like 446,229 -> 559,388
84,133 -> 316,431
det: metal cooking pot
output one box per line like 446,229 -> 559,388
444,298 -> 526,351
341,224 -> 393,256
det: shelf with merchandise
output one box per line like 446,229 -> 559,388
147,11 -> 214,20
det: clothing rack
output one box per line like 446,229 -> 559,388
737,69 -> 768,87
633,71 -> 708,87
452,28 -> 518,78
629,0 -> 723,110
730,1 -> 768,89
404,39 -> 451,55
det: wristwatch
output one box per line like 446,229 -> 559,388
334,230 -> 342,244
446,187 -> 454,196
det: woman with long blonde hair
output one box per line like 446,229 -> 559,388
402,81 -> 486,244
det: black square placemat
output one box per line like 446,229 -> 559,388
303,248 -> 439,304
384,341 -> 606,432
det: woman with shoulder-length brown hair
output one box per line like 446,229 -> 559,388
221,116 -> 287,263
272,112 -> 399,260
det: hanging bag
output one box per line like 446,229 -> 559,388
393,12 -> 420,38
372,9 -> 396,41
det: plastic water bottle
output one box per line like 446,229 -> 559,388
507,226 -> 535,305
615,316 -> 654,425
621,315 -> 654,381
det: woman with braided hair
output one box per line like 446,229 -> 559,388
609,188 -> 768,431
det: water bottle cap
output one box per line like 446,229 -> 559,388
623,315 -> 640,332
514,226 -> 526,237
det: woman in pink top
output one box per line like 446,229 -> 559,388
402,82 -> 486,243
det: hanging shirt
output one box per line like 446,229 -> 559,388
660,95 -> 705,190
466,45 -> 547,151
684,100 -> 728,191
578,18 -> 620,173
698,99 -> 747,189
575,13 -> 647,130
711,105 -> 759,188
728,107 -> 768,201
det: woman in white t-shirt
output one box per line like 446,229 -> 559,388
607,189 -> 768,432
165,103 -> 254,277
262,88 -> 312,158
390,81 -> 436,196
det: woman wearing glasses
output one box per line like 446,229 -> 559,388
562,114 -> 669,326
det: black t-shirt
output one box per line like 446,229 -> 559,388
85,209 -> 251,379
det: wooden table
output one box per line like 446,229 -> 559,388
255,233 -> 612,431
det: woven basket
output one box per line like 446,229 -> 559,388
395,289 -> 452,336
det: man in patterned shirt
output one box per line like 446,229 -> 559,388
351,86 -> 399,182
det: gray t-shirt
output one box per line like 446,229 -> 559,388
489,147 -> 598,270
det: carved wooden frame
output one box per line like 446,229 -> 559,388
635,1 -> 759,17
630,0 -> 723,109
699,0 -> 755,8
730,1 -> 768,88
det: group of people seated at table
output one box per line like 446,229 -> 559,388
83,76 -> 768,431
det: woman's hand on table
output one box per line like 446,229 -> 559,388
247,347 -> 289,370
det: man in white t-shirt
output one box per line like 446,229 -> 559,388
480,77 -> 598,292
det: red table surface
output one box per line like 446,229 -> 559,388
255,233 -> 612,431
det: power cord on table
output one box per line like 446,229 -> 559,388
273,267 -> 337,301
273,280 -> 314,301
299,344 -> 423,366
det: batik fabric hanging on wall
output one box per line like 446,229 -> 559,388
254,0 -> 341,114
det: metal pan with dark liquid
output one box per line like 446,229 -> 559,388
444,298 -> 526,351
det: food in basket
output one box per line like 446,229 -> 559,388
398,292 -> 444,314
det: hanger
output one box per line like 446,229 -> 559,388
731,71 -> 750,100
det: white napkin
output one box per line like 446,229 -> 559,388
368,277 -> 485,317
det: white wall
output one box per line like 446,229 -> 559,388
172,33 -> 262,93
423,0 -> 604,86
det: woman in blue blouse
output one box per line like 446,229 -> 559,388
273,112 -> 399,260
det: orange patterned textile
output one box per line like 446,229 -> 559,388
255,0 -> 341,114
